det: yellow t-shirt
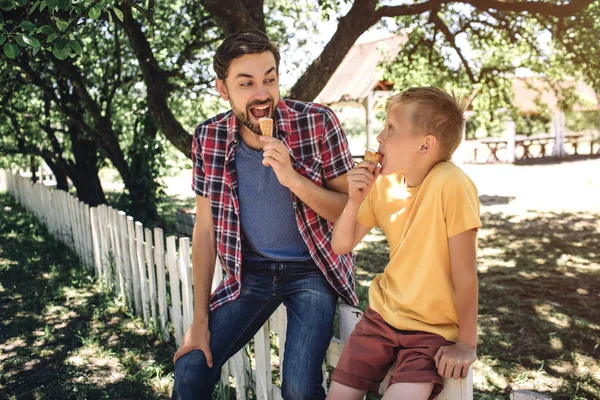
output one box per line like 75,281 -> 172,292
357,161 -> 481,342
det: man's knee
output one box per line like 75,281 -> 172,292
173,350 -> 219,400
281,375 -> 326,400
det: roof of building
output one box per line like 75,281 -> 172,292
313,35 -> 406,104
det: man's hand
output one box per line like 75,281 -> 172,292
173,320 -> 213,367
347,161 -> 380,205
260,136 -> 300,188
434,341 -> 477,379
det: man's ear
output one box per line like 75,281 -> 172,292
215,79 -> 229,101
420,135 -> 437,153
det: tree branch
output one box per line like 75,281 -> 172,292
430,11 -> 477,83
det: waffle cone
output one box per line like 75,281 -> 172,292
258,118 -> 273,137
363,149 -> 382,173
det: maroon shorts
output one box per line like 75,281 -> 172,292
331,307 -> 452,399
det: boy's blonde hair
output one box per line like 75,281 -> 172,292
386,87 -> 465,160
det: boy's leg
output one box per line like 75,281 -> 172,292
330,307 -> 399,396
327,382 -> 367,400
388,331 -> 454,400
382,382 -> 434,400
172,263 -> 282,400
277,262 -> 337,400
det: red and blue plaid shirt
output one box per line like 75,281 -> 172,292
192,98 -> 358,310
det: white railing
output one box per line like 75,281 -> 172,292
1,169 -> 472,399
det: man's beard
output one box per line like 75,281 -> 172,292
232,98 -> 276,135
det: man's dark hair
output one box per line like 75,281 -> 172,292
213,30 -> 281,80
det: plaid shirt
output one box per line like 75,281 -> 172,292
192,98 -> 358,310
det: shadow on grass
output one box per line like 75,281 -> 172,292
0,193 -> 174,399
353,210 -> 600,400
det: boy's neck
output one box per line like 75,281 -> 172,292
403,158 -> 445,187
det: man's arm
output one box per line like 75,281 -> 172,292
173,194 -> 217,366
434,228 -> 479,379
260,135 -> 349,223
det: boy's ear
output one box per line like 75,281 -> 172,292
420,135 -> 437,153
215,79 -> 229,101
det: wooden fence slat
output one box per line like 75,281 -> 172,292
127,216 -> 142,316
154,228 -> 169,341
254,323 -> 272,400
110,208 -> 125,298
118,211 -> 133,309
178,237 -> 193,332
135,221 -> 150,323
166,236 -> 183,345
144,227 -> 158,325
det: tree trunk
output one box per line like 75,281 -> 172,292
121,5 -> 193,159
43,157 -> 69,191
68,129 -> 105,207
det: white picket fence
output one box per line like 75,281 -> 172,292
0,169 -> 472,399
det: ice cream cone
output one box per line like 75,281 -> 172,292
363,149 -> 382,173
258,117 -> 273,137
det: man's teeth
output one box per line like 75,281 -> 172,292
255,106 -> 269,110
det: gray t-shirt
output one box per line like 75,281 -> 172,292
235,139 -> 312,262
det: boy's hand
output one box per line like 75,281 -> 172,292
347,161 -> 380,204
434,341 -> 476,379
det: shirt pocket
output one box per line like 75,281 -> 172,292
293,155 -> 323,185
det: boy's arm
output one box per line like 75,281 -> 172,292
331,200 -> 371,255
434,228 -> 479,379
331,160 -> 379,254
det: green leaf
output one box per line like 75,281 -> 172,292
19,21 -> 36,32
58,0 -> 71,10
46,33 -> 57,43
15,34 -> 26,47
3,42 -> 18,59
113,7 -> 123,21
16,0 -> 28,5
0,34 -> 5,46
0,1 -> 13,12
30,0 -> 41,13
46,0 -> 58,10
33,45 -> 40,56
37,25 -> 54,35
54,37 -> 67,51
56,18 -> 69,32
53,39 -> 69,59
88,6 -> 100,20
23,34 -> 40,48
0,11 -> 3,26
68,39 -> 81,55
39,1 -> 47,12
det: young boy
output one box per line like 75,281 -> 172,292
327,87 -> 481,400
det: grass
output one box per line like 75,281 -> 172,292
0,193 -> 174,399
2,188 -> 599,399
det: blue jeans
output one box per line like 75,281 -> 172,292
172,260 -> 337,400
